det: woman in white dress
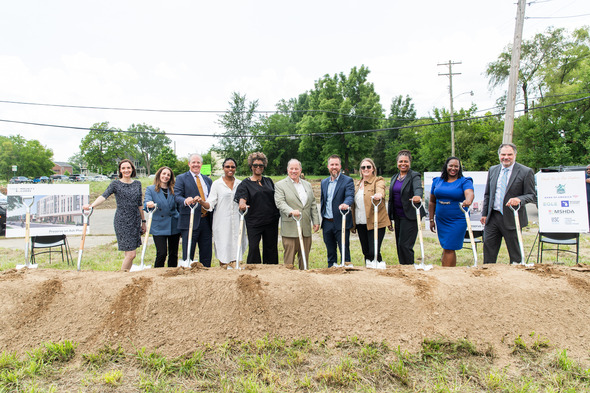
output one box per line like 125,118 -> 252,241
200,158 -> 247,267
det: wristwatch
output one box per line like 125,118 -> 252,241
142,220 -> 146,223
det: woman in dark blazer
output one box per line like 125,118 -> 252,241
387,150 -> 425,265
144,166 -> 181,268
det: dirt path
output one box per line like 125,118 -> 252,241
1,263 -> 589,364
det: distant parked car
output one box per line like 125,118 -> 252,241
50,174 -> 69,181
33,176 -> 50,183
90,175 -> 110,181
0,192 -> 7,208
9,176 -> 32,184
109,173 -> 119,179
0,205 -> 5,237
69,174 -> 82,181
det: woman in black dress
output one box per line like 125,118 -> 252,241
84,159 -> 145,270
234,152 -> 280,264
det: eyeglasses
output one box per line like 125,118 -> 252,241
360,165 -> 372,170
224,165 -> 236,169
252,164 -> 265,168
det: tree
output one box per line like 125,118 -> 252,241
79,122 -> 134,175
511,27 -> 590,169
0,135 -> 54,180
128,123 -> 171,175
298,65 -> 384,173
374,95 -> 418,174
256,97 -> 306,175
215,92 -> 260,175
486,27 -> 569,114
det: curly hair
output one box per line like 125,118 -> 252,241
396,149 -> 412,163
247,152 -> 268,167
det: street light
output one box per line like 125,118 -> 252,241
449,90 -> 474,157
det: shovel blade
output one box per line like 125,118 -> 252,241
16,263 -> 38,270
178,259 -> 192,268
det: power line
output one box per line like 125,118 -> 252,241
1,95 -> 587,139
526,13 -> 590,19
0,98 -> 429,123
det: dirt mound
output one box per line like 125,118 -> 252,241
0,264 -> 589,363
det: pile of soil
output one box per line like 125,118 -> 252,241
1,263 -> 589,363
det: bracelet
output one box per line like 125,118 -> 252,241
429,219 -> 434,222
142,220 -> 146,223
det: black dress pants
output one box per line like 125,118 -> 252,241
152,233 -> 181,268
392,215 -> 418,265
356,224 -> 386,261
245,221 -> 279,264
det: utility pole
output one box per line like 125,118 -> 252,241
503,0 -> 526,144
438,60 -> 461,157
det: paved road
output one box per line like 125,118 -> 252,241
0,206 -> 539,251
0,209 -> 117,250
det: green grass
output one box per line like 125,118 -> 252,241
2,224 -> 587,272
0,337 -> 587,392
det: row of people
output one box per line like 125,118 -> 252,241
84,143 -> 536,270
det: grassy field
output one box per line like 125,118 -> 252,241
0,335 -> 588,392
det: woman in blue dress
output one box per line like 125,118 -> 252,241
428,157 -> 474,267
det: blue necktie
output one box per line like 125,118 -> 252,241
498,168 -> 509,214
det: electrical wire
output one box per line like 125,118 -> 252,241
0,95 -> 587,139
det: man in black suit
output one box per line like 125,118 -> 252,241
481,143 -> 536,263
174,153 -> 213,266
320,155 -> 355,267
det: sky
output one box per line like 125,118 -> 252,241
0,0 -> 588,164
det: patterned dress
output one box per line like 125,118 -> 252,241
102,180 -> 143,251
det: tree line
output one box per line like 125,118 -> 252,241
1,26 -> 587,181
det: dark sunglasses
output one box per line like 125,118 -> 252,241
252,164 -> 265,168
360,165 -> 372,170
224,165 -> 236,169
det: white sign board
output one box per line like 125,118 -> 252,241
424,171 -> 488,231
6,184 -> 90,238
536,171 -> 589,233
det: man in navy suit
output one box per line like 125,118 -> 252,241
174,153 -> 213,266
481,143 -> 536,264
320,154 -> 355,267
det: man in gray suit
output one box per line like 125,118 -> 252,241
274,159 -> 320,269
481,143 -> 536,263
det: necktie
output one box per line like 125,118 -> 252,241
195,175 -> 207,216
498,168 -> 509,214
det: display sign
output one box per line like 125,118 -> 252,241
536,171 -> 588,233
424,171 -> 488,231
6,184 -> 90,238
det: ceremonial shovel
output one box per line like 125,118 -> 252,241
16,196 -> 36,270
413,201 -> 432,271
293,213 -> 308,270
510,203 -> 533,267
366,197 -> 386,269
230,207 -> 247,270
334,208 -> 350,268
458,203 -> 478,267
178,203 -> 198,268
130,204 -> 157,272
77,207 -> 93,271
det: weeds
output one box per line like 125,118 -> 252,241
0,337 -> 588,391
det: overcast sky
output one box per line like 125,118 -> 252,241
0,0 -> 587,164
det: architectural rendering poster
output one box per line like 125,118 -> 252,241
537,171 -> 589,233
6,184 -> 90,238
424,171 -> 488,232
